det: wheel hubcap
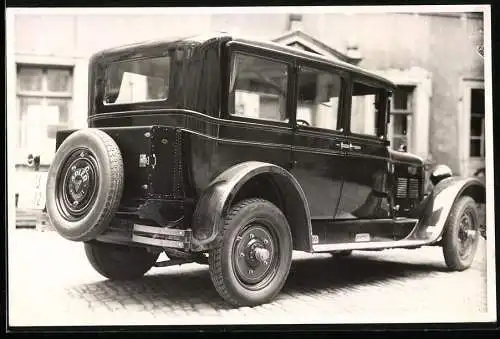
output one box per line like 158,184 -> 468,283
56,148 -> 99,221
233,223 -> 278,288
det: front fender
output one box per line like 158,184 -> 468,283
190,161 -> 312,252
408,176 -> 485,243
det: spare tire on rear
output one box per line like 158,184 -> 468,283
45,128 -> 124,242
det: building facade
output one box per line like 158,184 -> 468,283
10,10 -> 485,212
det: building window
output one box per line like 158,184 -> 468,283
296,66 -> 342,131
389,85 -> 415,151
229,53 -> 288,122
469,88 -> 485,158
16,65 -> 73,165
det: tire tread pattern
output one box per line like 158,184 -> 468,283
80,129 -> 124,241
442,196 -> 479,271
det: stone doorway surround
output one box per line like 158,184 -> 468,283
458,78 -> 485,177
373,67 -> 433,163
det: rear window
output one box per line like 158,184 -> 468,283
103,56 -> 171,105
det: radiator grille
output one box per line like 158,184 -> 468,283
408,178 -> 420,199
396,178 -> 408,198
396,177 -> 420,199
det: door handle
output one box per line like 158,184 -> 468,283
334,141 -> 351,151
334,142 -> 362,151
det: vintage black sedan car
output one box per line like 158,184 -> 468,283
45,33 -> 486,307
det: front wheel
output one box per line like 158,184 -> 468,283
208,198 -> 293,307
442,196 -> 480,271
84,241 -> 159,280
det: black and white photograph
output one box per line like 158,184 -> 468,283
6,5 -> 496,328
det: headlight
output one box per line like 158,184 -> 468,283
430,165 -> 453,185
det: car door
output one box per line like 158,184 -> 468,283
217,44 -> 294,177
289,63 -> 348,221
336,78 -> 392,220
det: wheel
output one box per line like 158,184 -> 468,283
442,196 -> 480,271
45,128 -> 124,242
84,241 -> 159,280
329,250 -> 352,257
208,198 -> 293,307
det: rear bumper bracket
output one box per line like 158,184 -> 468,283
132,224 -> 192,250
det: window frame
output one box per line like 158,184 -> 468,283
347,76 -> 389,141
95,49 -> 175,114
388,85 -> 415,151
17,64 -> 73,98
101,55 -> 172,107
224,42 -> 295,128
469,87 -> 485,159
16,64 -> 74,163
293,61 -> 347,135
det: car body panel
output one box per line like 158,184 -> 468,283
406,176 -> 486,242
48,33 -> 484,255
190,161 -> 312,252
313,175 -> 486,252
290,128 -> 346,219
336,136 -> 392,220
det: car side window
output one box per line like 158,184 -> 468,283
350,81 -> 383,137
229,53 -> 289,122
296,66 -> 342,131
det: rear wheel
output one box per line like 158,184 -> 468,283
442,196 -> 480,271
84,241 -> 159,280
208,198 -> 293,307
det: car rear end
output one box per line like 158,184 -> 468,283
44,38 -> 217,251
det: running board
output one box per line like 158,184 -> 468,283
312,239 -> 433,252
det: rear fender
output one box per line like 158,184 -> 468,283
190,161 -> 312,252
408,176 -> 486,242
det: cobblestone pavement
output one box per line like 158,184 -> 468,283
8,229 -> 493,326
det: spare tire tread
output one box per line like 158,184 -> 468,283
82,128 -> 124,241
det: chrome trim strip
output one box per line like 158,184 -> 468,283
133,224 -> 187,237
312,239 -> 428,252
292,146 -> 343,156
132,234 -> 185,249
157,127 -> 291,151
89,109 -> 293,132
